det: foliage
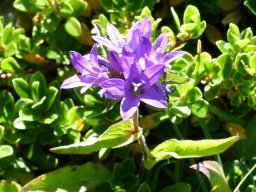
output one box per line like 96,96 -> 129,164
0,0 -> 256,191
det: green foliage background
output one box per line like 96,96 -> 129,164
0,0 -> 256,191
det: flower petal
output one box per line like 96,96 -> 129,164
90,44 -> 98,66
92,36 -> 115,50
69,51 -> 88,73
61,75 -> 93,89
126,28 -> 141,51
109,51 -> 123,74
100,78 -> 125,100
142,64 -> 165,85
120,96 -> 140,120
140,84 -> 168,109
107,23 -> 124,48
140,17 -> 152,39
154,33 -> 168,54
163,51 -> 186,65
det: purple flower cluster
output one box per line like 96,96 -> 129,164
61,17 -> 185,120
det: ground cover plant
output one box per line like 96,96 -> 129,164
0,0 -> 256,191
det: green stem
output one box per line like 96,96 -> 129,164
171,123 -> 208,192
198,118 -> 223,168
233,163 -> 256,192
133,111 -> 149,161
209,105 -> 245,126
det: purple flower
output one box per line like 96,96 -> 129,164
92,17 -> 152,54
100,62 -> 167,120
61,44 -> 109,93
62,17 -> 186,120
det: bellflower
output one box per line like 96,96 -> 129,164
92,17 -> 152,54
100,62 -> 167,120
61,44 -> 109,93
61,18 -> 186,120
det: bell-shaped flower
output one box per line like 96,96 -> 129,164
61,44 -> 109,93
99,61 -> 167,120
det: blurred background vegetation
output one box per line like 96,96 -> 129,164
0,0 -> 256,191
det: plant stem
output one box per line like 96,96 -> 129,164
233,163 -> 256,192
133,110 -> 149,161
198,118 -> 223,168
209,105 -> 245,126
172,123 -> 208,192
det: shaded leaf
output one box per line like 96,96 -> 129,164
0,180 -> 21,192
191,160 -> 232,192
21,163 -> 111,192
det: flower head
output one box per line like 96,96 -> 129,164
100,62 -> 167,119
62,18 -> 186,120
61,44 -> 109,93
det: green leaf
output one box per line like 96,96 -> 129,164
44,86 -> 59,111
190,99 -> 209,117
51,120 -> 142,154
216,53 -> 233,80
12,78 -> 30,98
227,23 -> 240,46
39,113 -> 58,124
13,0 -> 45,12
183,5 -> 200,24
0,180 -> 21,192
191,161 -> 232,192
13,117 -> 35,130
186,87 -> 202,103
1,57 -> 21,73
171,105 -> 191,118
65,17 -> 82,37
59,1 -> 73,16
0,125 -> 4,142
137,183 -> 151,192
21,163 -> 111,192
241,115 -> 256,157
0,145 -> 13,159
1,24 -> 12,45
159,183 -> 191,192
4,42 -> 18,57
145,136 -> 239,169
244,0 -> 256,16
171,7 -> 181,30
19,107 -> 40,121
68,0 -> 87,17
30,72 -> 47,100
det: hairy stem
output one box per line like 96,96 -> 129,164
133,111 -> 149,161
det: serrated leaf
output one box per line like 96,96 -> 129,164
191,161 -> 232,192
51,120 -> 142,154
21,163 -> 111,192
145,136 -> 239,169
